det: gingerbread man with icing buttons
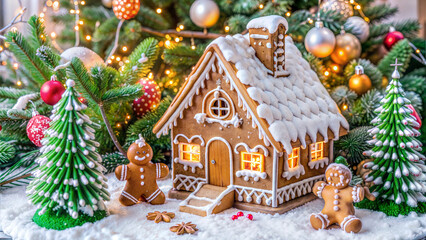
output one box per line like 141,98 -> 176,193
115,135 -> 169,206
310,157 -> 375,233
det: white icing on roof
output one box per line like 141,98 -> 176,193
246,15 -> 288,33
210,34 -> 349,154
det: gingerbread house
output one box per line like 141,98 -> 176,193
153,15 -> 349,216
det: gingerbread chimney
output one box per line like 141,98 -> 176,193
247,15 -> 289,78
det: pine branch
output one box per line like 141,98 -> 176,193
378,39 -> 412,78
36,46 -> 66,82
363,4 -> 397,23
0,141 -> 16,164
5,31 -> 51,86
163,45 -> 204,70
101,152 -> 129,173
67,57 -> 101,103
121,38 -> 160,84
101,85 -> 142,103
334,126 -> 373,168
0,87 -> 34,99
331,86 -> 357,106
27,16 -> 49,48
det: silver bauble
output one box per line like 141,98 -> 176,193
330,32 -> 361,65
61,47 -> 105,70
321,0 -> 353,19
304,21 -> 336,58
345,16 -> 369,42
189,0 -> 220,28
102,0 -> 113,8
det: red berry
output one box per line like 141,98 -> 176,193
247,214 -> 253,220
236,211 -> 244,217
231,215 -> 238,221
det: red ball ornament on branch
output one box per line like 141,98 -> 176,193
383,27 -> 404,50
113,0 -> 140,20
407,104 -> 422,130
27,112 -> 51,147
132,78 -> 161,118
40,76 -> 65,105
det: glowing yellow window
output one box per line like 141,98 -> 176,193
241,152 -> 264,172
310,142 -> 324,161
179,143 -> 200,162
288,147 -> 300,169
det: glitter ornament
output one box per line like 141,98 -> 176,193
330,30 -> 361,65
190,0 -> 220,29
132,79 -> 161,117
305,20 -> 336,58
27,111 -> 51,147
113,0 -> 140,20
321,0 -> 353,19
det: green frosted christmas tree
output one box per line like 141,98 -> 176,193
26,79 -> 110,230
362,59 -> 426,214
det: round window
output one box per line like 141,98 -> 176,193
209,98 -> 230,119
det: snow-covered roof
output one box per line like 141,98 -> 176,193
210,34 -> 349,153
246,15 -> 288,33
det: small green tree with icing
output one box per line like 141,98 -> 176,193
361,59 -> 426,215
26,79 -> 110,230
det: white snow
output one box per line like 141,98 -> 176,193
1,174 -> 425,240
210,35 -> 349,154
247,15 -> 288,33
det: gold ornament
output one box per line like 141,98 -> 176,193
189,0 -> 220,29
349,65 -> 372,95
321,0 -> 353,19
381,76 -> 389,88
331,30 -> 361,65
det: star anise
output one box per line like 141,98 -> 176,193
146,211 -> 175,223
170,222 -> 198,235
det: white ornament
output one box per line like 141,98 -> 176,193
189,0 -> 220,28
345,16 -> 369,42
304,20 -> 336,58
60,47 -> 104,70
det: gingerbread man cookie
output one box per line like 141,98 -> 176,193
115,135 -> 169,206
310,157 -> 375,233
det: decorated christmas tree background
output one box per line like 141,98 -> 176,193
26,79 -> 110,229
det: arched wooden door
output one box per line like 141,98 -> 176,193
207,140 -> 230,187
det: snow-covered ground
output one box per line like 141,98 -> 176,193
0,174 -> 425,240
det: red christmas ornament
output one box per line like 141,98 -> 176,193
383,27 -> 404,50
247,214 -> 253,220
132,78 -> 161,118
113,0 -> 140,20
407,104 -> 422,130
231,215 -> 238,221
27,112 -> 51,147
236,211 -> 244,217
40,76 -> 65,105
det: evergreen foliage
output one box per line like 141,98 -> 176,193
378,40 -> 412,78
334,126 -> 372,169
0,141 -> 16,164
